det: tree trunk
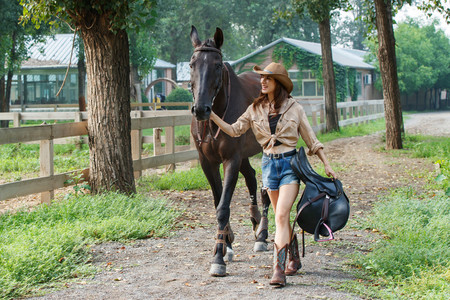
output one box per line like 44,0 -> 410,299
374,0 -> 403,149
0,75 -> 6,128
77,34 -> 86,112
81,14 -> 136,194
319,18 -> 339,132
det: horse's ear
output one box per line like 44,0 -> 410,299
214,27 -> 223,49
190,25 -> 201,48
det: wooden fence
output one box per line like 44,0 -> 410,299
0,110 -> 198,203
10,102 -> 193,112
0,99 -> 384,203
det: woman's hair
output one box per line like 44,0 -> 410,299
252,77 -> 291,112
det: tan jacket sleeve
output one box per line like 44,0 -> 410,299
227,105 -> 253,137
298,107 -> 324,155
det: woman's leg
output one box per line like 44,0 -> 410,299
269,183 -> 299,246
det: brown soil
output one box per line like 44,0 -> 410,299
14,112 -> 450,299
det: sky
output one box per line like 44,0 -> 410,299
395,4 -> 450,37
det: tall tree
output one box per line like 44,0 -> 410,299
20,0 -> 157,194
291,0 -> 350,132
362,0 -> 449,149
0,0 -> 47,127
395,21 -> 450,109
152,0 -> 321,63
374,0 -> 403,149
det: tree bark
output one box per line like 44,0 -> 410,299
374,0 -> 403,149
80,13 -> 136,194
0,75 -> 6,128
319,18 -> 339,132
77,34 -> 86,112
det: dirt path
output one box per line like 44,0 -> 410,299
23,112 -> 449,299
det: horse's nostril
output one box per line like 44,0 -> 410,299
191,105 -> 196,114
205,106 -> 211,113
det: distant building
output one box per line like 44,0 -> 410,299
10,34 -> 175,107
231,37 -> 381,101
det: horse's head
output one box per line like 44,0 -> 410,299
190,25 -> 224,121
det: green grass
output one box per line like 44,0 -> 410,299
346,133 -> 450,299
137,166 -> 220,191
0,143 -> 89,182
0,192 -> 180,299
297,118 -> 386,147
351,189 -> 449,299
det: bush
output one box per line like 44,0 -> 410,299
165,88 -> 193,110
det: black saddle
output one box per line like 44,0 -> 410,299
290,147 -> 350,243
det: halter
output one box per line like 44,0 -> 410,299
191,46 -> 231,147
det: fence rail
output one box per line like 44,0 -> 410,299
0,111 -> 197,202
0,99 -> 384,203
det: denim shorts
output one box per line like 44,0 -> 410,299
261,154 -> 300,191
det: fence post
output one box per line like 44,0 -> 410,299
40,139 -> 54,204
153,128 -> 163,155
13,112 -> 20,127
165,126 -> 175,172
131,111 -> 142,179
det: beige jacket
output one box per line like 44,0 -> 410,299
226,97 -> 324,155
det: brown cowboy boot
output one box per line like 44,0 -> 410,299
285,233 -> 302,276
269,243 -> 288,287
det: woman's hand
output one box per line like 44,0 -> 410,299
324,164 -> 337,179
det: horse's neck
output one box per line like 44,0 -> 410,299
212,67 -> 232,118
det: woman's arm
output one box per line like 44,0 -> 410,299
210,110 -> 252,137
210,112 -> 238,137
316,148 -> 338,179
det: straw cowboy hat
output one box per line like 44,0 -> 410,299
253,62 -> 293,94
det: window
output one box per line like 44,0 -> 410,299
289,70 -> 323,97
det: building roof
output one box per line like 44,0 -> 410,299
21,34 -> 175,70
231,37 -> 374,70
154,58 -> 175,69
22,34 -> 79,69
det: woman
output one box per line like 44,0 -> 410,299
210,62 -> 337,287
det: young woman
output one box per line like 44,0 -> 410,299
209,62 -> 337,287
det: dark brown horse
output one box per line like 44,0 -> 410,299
190,26 -> 271,276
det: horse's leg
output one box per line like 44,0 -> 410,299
210,157 -> 241,277
254,188 -> 271,252
198,155 -> 223,207
239,158 -> 261,232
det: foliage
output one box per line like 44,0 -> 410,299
19,0 -> 157,33
165,88 -> 193,110
272,43 -> 354,102
0,192 -> 180,299
434,159 -> 450,196
129,30 -> 157,81
394,21 -> 450,94
151,0 -> 321,63
331,0 -> 370,50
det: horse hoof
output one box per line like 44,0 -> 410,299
224,247 -> 234,262
210,264 -> 227,277
254,241 -> 268,252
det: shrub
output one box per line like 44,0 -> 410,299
165,88 -> 193,110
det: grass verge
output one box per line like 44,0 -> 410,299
346,135 -> 450,299
0,192 -> 180,299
